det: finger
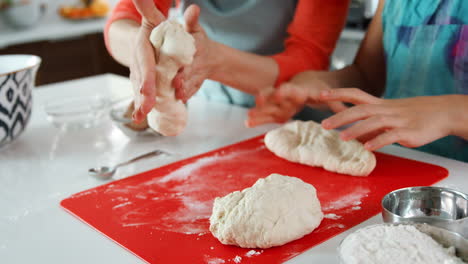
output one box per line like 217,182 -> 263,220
255,93 -> 267,106
248,103 -> 285,118
183,4 -> 202,33
173,72 -> 186,100
181,75 -> 204,99
354,129 -> 387,143
255,87 -> 275,106
246,114 -> 279,128
364,128 -> 414,150
129,68 -> 144,119
340,115 -> 402,141
327,101 -> 348,113
321,104 -> 384,130
320,88 -> 382,105
275,84 -> 308,105
140,83 -> 156,114
133,0 -> 165,24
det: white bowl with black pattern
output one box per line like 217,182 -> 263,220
0,55 -> 41,149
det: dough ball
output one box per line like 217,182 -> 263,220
145,20 -> 196,136
147,99 -> 187,137
265,121 -> 376,176
149,20 -> 196,67
209,173 -> 323,248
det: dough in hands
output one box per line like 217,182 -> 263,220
209,173 -> 323,249
265,121 -> 376,176
147,20 -> 196,136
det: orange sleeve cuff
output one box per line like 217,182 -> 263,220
103,0 -> 171,57
271,0 -> 350,87
271,46 -> 329,87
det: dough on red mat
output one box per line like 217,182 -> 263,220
265,121 -> 376,176
210,174 -> 323,248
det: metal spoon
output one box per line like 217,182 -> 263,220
89,149 -> 169,180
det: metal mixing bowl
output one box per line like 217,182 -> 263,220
381,186 -> 468,238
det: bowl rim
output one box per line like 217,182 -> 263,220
0,54 -> 41,77
381,186 -> 468,221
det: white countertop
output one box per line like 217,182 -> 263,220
0,0 -> 119,49
0,0 -> 365,49
1,74 -> 466,264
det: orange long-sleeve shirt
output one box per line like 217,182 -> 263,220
104,0 -> 349,86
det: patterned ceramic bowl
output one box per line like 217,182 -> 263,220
0,54 -> 41,149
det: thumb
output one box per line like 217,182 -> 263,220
133,0 -> 165,25
184,4 -> 202,33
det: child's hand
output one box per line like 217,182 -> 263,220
320,88 -> 456,151
246,80 -> 346,127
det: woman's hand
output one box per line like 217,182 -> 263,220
320,88 -> 458,150
130,0 -> 165,122
173,5 -> 218,102
246,79 -> 346,127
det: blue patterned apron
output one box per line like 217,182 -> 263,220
382,0 -> 468,161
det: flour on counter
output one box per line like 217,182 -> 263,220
115,146 -> 268,235
323,187 -> 369,211
112,201 -> 132,209
339,224 -> 465,264
150,146 -> 266,185
245,250 -> 263,257
351,206 -> 361,211
319,223 -> 346,231
324,213 -> 342,220
135,193 -> 147,199
233,256 -> 242,263
157,156 -> 219,183
205,257 -> 225,264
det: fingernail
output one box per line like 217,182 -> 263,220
321,90 -> 331,97
364,142 -> 373,150
321,120 -> 331,129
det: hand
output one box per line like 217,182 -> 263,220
130,0 -> 165,122
172,5 -> 217,102
320,88 -> 456,150
246,79 -> 346,127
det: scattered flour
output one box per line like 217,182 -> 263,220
233,256 -> 242,263
351,206 -> 361,211
135,193 -> 147,199
153,147 -> 265,184
320,223 -> 346,231
323,187 -> 369,211
112,201 -> 132,209
324,213 -> 342,220
157,156 -> 219,183
206,257 -> 225,264
245,250 -> 263,257
339,224 -> 464,264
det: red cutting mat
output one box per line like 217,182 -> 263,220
61,135 -> 448,264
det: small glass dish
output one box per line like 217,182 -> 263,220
109,98 -> 161,138
44,95 -> 111,129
